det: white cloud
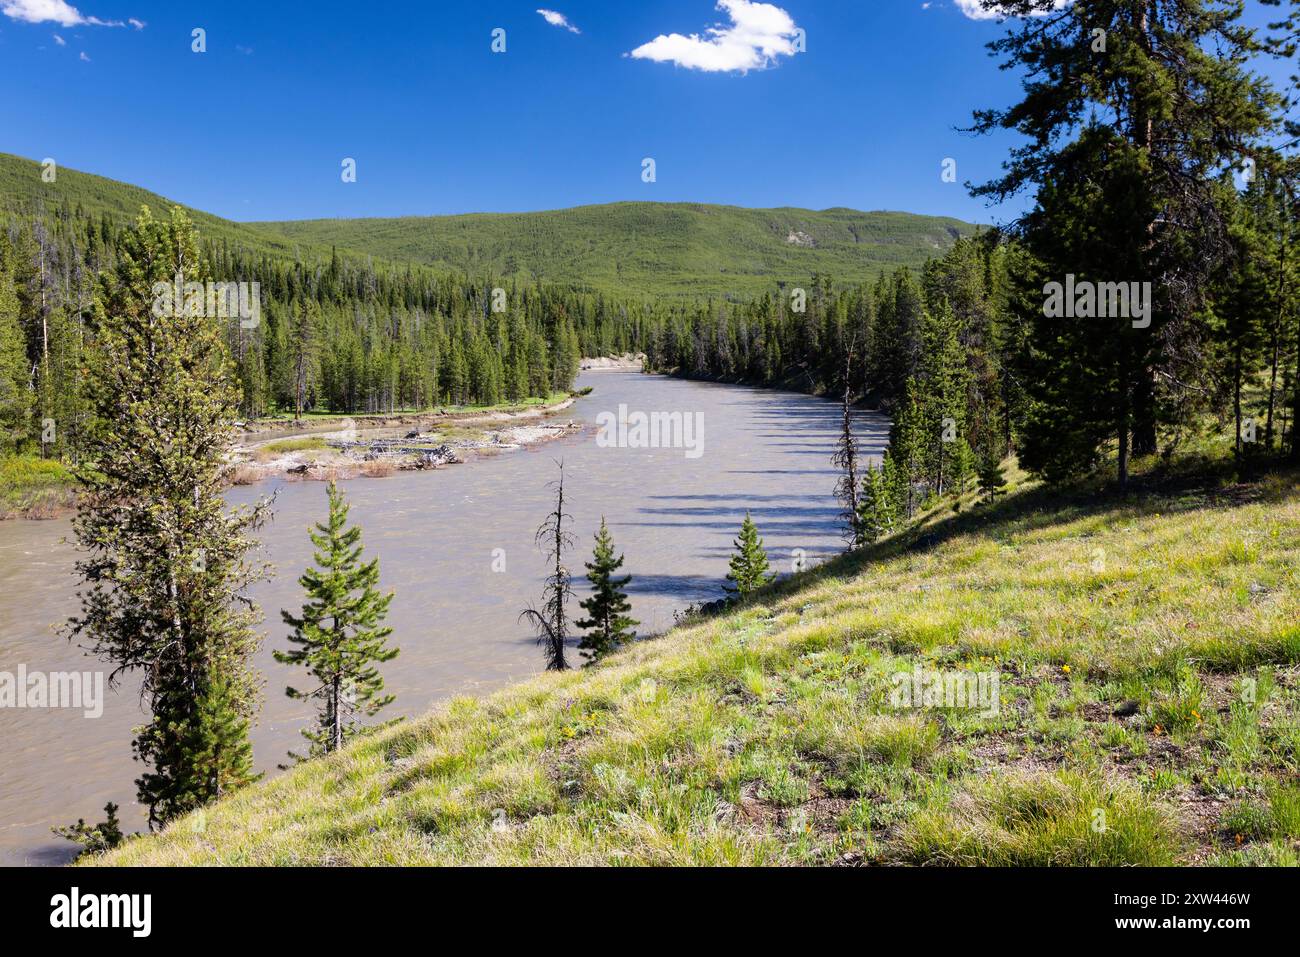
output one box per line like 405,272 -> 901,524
128,16 -> 144,29
536,9 -> 579,34
629,0 -> 802,74
79,50 -> 88,60
0,0 -> 127,27
51,31 -> 63,43
953,0 -> 1070,20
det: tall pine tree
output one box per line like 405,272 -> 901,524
68,207 -> 268,828
0,238 -> 32,452
277,481 -> 398,759
973,0 -> 1278,486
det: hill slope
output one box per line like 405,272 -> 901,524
255,203 -> 979,299
98,457 -> 1300,867
0,154 -> 980,299
0,153 -> 337,263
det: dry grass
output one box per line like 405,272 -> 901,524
227,463 -> 263,486
358,459 -> 397,478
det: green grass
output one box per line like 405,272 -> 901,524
0,454 -> 74,518
94,452 -> 1300,866
901,769 -> 1183,866
1,152 -> 981,300
253,438 -> 329,462
260,437 -> 328,455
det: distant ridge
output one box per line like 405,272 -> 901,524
0,153 -> 980,298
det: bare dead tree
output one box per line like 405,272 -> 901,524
519,460 -> 575,670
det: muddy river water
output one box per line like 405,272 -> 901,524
0,371 -> 887,865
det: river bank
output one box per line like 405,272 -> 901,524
0,371 -> 885,865
0,392 -> 588,520
0,455 -> 75,521
229,393 -> 583,485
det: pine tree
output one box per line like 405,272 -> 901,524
889,389 -> 927,517
289,298 -> 319,419
856,462 -> 896,546
977,454 -> 1008,503
973,0 -> 1278,486
276,481 -> 397,759
574,518 -> 637,664
725,512 -> 776,598
0,239 -> 32,452
880,449 -> 906,528
52,802 -> 124,859
921,298 -> 969,496
520,461 -> 574,670
67,207 -> 268,828
832,341 -> 862,546
949,438 -> 977,496
1210,184 -> 1274,463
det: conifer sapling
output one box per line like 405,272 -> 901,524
725,511 -> 777,599
575,518 -> 638,664
277,481 -> 397,760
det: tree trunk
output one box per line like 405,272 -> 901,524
1118,364 -> 1131,489
331,673 -> 343,753
1128,0 -> 1158,463
1234,340 -> 1244,462
1131,369 -> 1157,457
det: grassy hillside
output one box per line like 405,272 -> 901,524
254,203 -> 980,299
98,453 -> 1300,867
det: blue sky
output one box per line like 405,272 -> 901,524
0,1 -> 1291,225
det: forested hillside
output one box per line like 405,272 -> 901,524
0,151 -> 982,465
0,152 -> 334,262
0,171 -> 644,463
0,153 -> 978,301
254,203 -> 979,299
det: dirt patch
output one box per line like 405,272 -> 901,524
580,354 -> 645,371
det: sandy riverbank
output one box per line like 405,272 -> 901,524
230,395 -> 584,485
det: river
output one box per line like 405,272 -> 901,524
0,371 -> 888,865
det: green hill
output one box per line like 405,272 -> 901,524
0,152 -> 336,263
96,452 -> 1300,867
0,153 -> 980,298
254,203 -> 980,299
